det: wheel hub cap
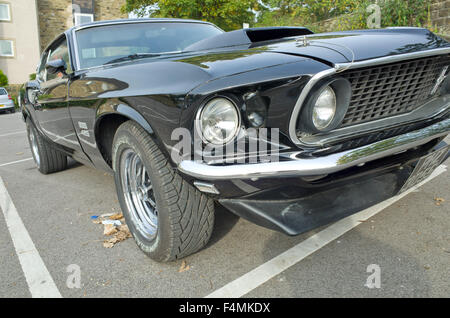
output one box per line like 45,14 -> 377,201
120,149 -> 158,240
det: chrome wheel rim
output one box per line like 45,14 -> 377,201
120,149 -> 158,240
28,128 -> 40,166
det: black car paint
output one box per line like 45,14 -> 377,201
22,20 -> 449,235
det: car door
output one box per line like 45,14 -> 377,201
34,36 -> 75,146
33,35 -> 89,162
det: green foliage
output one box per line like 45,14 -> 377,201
11,95 -> 18,108
0,69 -> 8,87
122,0 -> 261,31
29,73 -> 36,81
257,0 -> 433,32
122,0 -> 434,32
293,0 -> 360,22
379,0 -> 430,28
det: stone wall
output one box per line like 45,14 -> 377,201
37,0 -> 127,51
95,0 -> 127,21
431,0 -> 449,36
37,0 -> 71,51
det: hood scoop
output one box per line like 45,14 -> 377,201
185,27 -> 314,51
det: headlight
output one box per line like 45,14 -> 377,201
312,86 -> 336,130
299,78 -> 352,133
198,97 -> 241,144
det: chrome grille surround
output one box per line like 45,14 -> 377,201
289,47 -> 450,147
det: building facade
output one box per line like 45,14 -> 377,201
0,0 -> 126,85
0,0 -> 41,85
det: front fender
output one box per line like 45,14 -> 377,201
96,102 -> 154,136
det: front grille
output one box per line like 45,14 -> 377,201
340,55 -> 450,127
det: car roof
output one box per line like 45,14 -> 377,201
71,18 -> 217,32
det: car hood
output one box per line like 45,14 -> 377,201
259,28 -> 450,65
84,28 -> 449,101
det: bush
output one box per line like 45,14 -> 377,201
11,95 -> 19,108
0,69 -> 8,87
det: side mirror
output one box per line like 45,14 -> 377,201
25,80 -> 40,105
45,59 -> 67,75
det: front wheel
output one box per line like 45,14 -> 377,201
112,121 -> 215,262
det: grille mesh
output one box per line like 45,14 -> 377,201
340,55 -> 450,127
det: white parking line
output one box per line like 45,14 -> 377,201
206,165 -> 447,298
0,131 -> 26,138
0,177 -> 62,298
0,158 -> 33,168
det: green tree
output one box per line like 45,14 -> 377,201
0,69 -> 8,87
261,0 -> 301,15
122,0 -> 261,31
258,0 -> 360,28
293,0 -> 360,22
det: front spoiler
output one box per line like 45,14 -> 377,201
218,141 -> 449,235
179,118 -> 450,180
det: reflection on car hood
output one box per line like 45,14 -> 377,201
260,28 -> 450,65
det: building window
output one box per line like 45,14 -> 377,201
0,40 -> 14,57
0,3 -> 11,21
74,13 -> 94,26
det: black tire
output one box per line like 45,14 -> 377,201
112,121 -> 215,262
9,108 -> 15,114
26,118 -> 68,174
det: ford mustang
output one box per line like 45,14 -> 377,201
21,19 -> 450,262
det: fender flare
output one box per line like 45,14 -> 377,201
95,103 -> 154,135
94,102 -> 174,168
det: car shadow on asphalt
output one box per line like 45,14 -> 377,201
207,203 -> 240,247
67,157 -> 84,170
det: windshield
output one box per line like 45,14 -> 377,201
0,88 -> 7,95
75,22 -> 223,69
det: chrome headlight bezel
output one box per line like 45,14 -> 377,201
196,96 -> 242,145
299,77 -> 352,133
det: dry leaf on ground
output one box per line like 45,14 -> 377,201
109,213 -> 124,220
91,212 -> 132,248
434,197 -> 445,206
102,224 -> 132,248
178,260 -> 190,273
103,224 -> 118,236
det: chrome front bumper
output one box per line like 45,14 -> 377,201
178,118 -> 450,180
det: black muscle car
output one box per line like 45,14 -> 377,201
21,19 -> 450,262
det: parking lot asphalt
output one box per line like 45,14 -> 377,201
0,112 -> 449,298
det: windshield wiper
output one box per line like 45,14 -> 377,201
103,53 -> 162,65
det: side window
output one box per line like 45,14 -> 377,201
46,38 -> 72,81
